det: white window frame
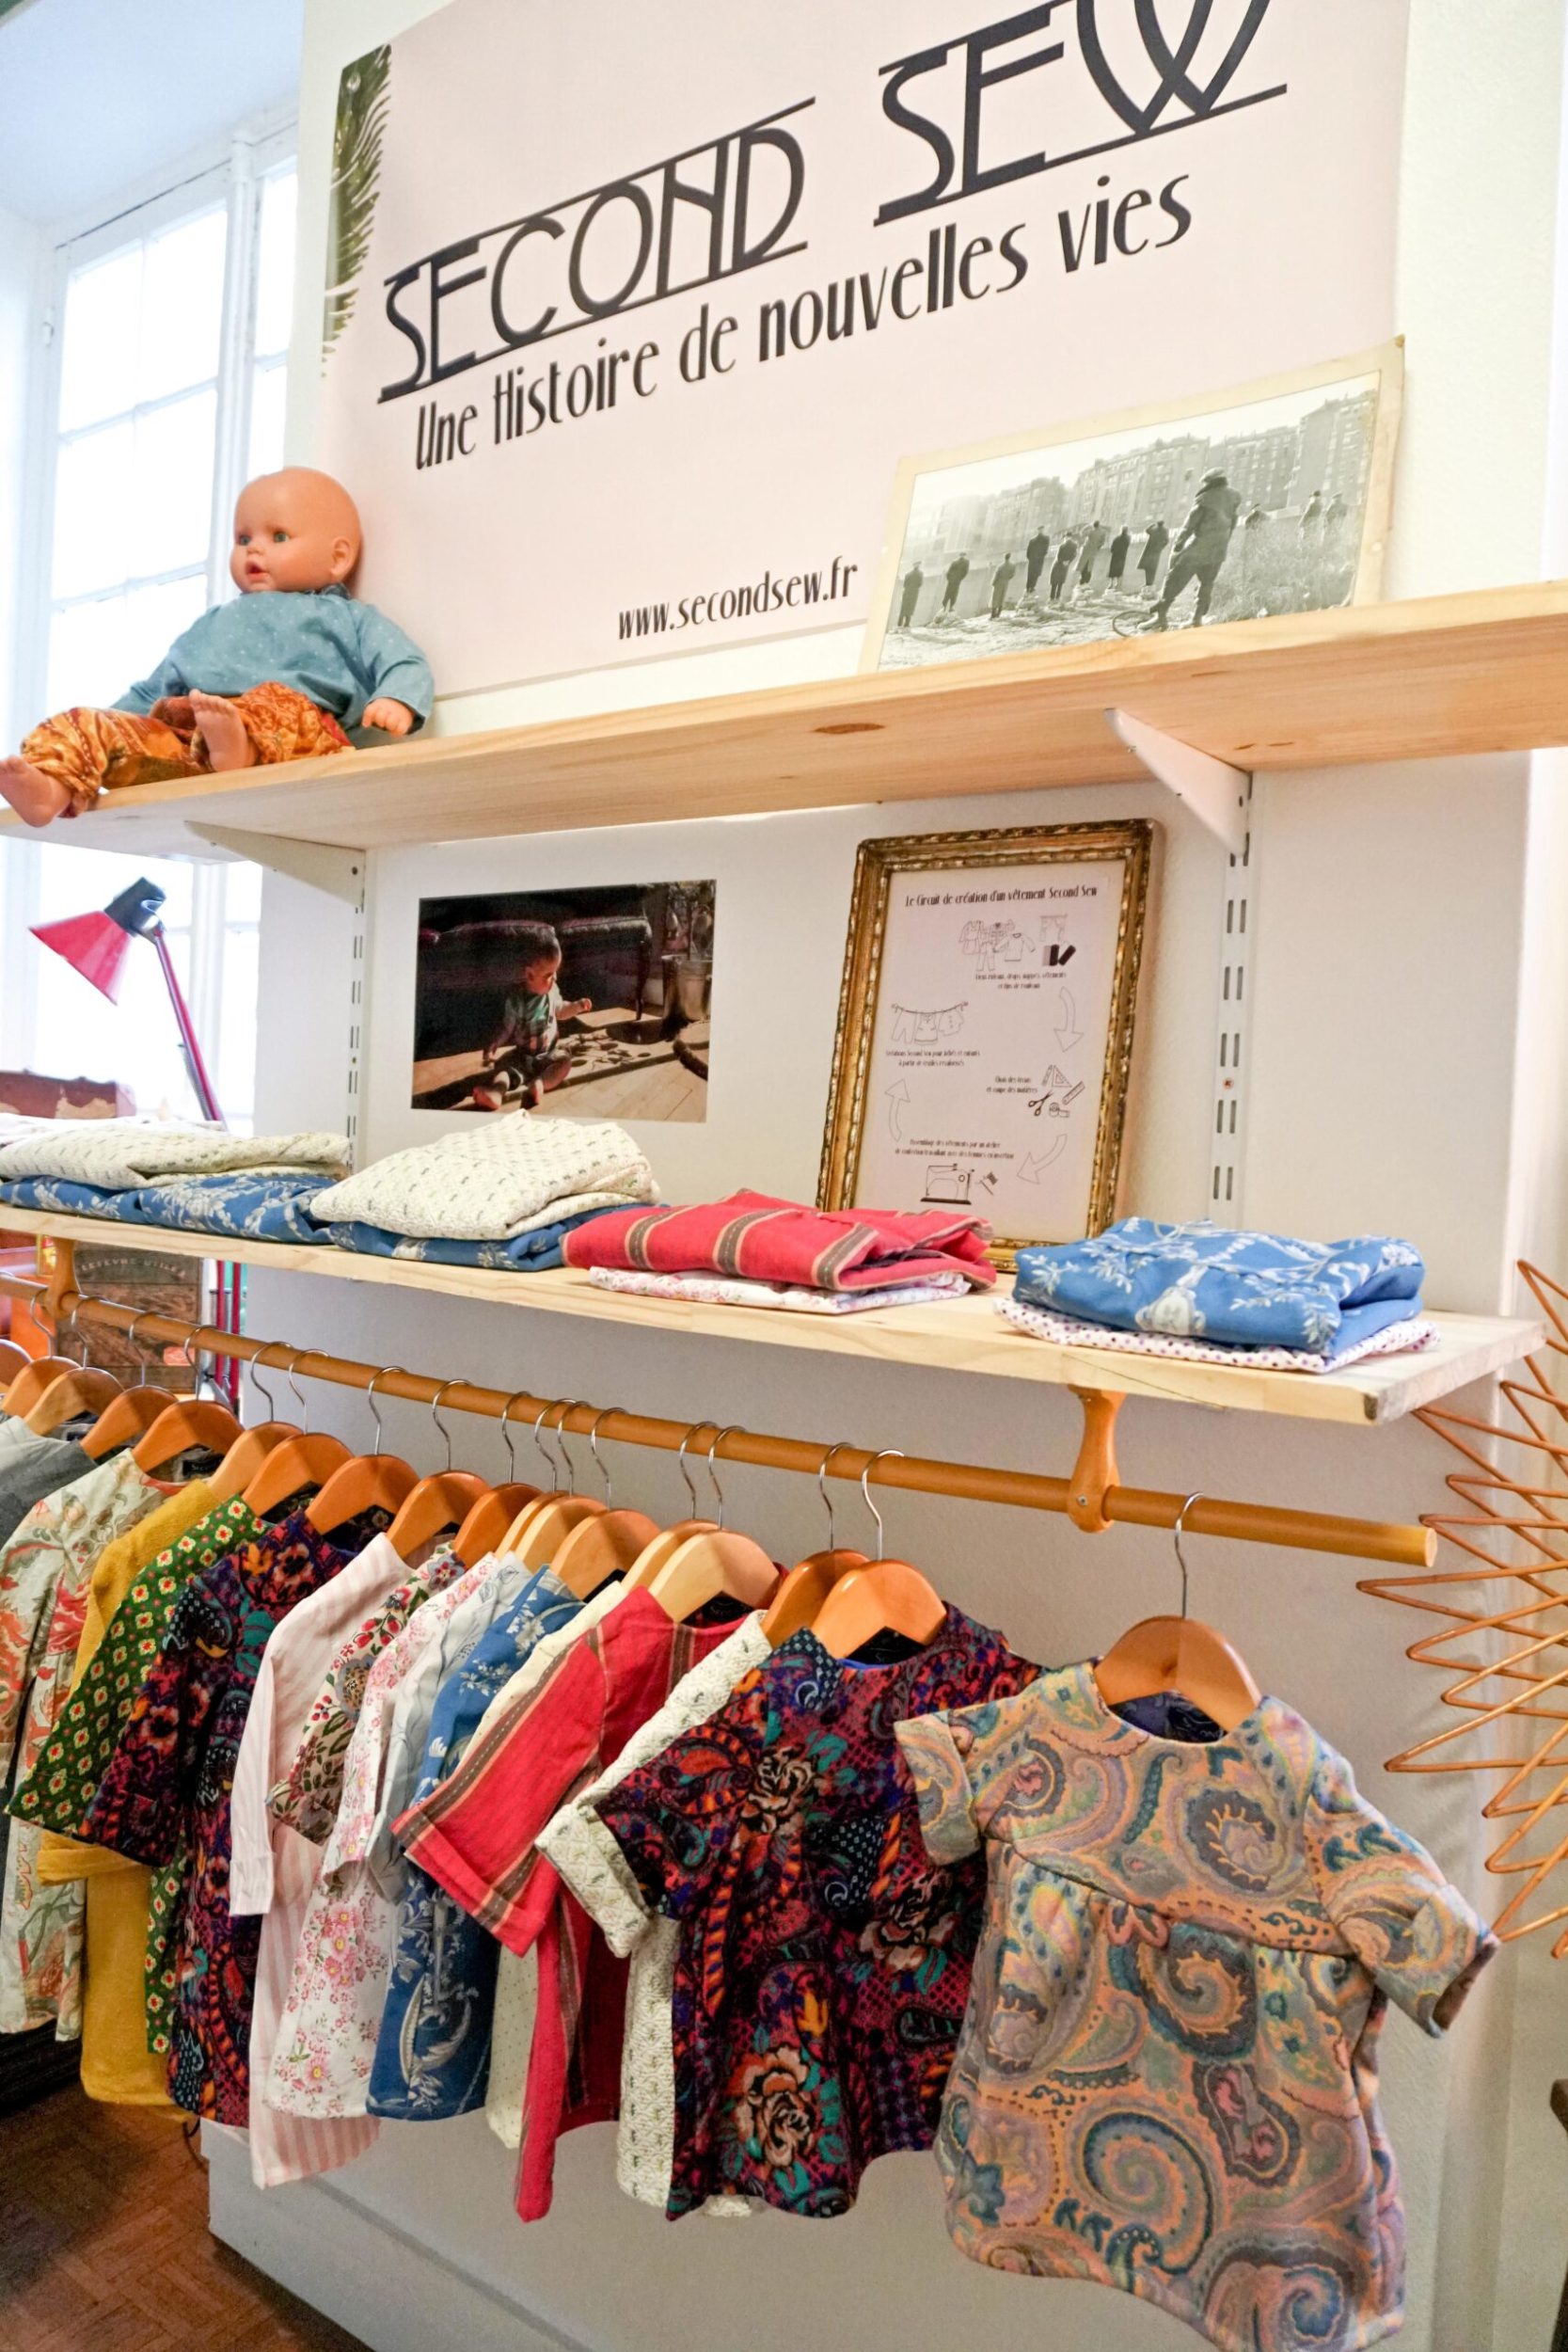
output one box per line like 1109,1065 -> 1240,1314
2,109 -> 296,1123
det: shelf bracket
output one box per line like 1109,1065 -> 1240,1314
188,826 -> 367,906
1106,708 -> 1251,857
1067,1386 -> 1126,1534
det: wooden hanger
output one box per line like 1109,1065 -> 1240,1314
0,1339 -> 27,1390
503,1402 -> 607,1564
1094,1493 -> 1262,1733
623,1424 -> 718,1589
763,1443 -> 868,1646
309,1450 -> 417,1536
385,1381 -> 492,1562
24,1364 -> 123,1435
241,1348 -> 353,1516
206,1420 -> 298,1502
4,1356 -> 79,1418
812,1452 -> 945,1661
539,1407 -> 657,1597
649,1426 -> 780,1622
79,1386 -> 169,1458
132,1395 -> 241,1472
454,1482 -> 541,1567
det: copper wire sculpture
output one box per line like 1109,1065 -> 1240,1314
1359,1264 -> 1568,1954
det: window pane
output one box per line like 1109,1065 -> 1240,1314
254,171 -> 296,359
36,844 -> 189,921
123,573 -> 207,690
52,420 -> 134,598
138,208 -> 228,405
45,592 -> 131,711
57,246 -> 141,433
224,861 -> 264,922
133,389 -> 216,578
247,359 -> 287,479
216,924 -> 259,1127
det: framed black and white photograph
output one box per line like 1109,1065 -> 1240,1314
863,344 -> 1402,673
411,881 -> 716,1120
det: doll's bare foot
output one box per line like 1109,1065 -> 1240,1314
0,757 -> 72,826
189,691 -> 256,771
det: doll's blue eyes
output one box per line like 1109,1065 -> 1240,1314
273,532 -> 289,543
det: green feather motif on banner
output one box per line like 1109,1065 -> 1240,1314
322,43 -> 391,369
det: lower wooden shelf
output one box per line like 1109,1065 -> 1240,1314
0,1206 -> 1539,1426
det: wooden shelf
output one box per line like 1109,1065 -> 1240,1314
8,581 -> 1568,859
0,1207 -> 1539,1425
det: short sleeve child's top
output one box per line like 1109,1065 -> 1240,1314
593,1606 -> 1037,2219
895,1662 -> 1495,2352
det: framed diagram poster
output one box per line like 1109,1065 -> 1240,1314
818,822 -> 1151,1260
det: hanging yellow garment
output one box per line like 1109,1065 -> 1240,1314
36,1478 -> 214,2107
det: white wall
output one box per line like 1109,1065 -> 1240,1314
227,4 -> 1568,2349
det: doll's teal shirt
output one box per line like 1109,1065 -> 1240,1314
113,584 -> 434,729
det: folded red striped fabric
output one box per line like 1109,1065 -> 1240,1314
562,1190 -> 996,1290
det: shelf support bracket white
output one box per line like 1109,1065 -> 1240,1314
1105,708 -> 1251,858
187,826 -> 367,906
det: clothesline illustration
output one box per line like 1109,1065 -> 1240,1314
889,1001 -> 968,1043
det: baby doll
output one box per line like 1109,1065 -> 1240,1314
472,923 -> 593,1111
0,467 -> 434,827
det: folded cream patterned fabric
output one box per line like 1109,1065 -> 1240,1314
0,1117 -> 349,1188
310,1113 -> 657,1241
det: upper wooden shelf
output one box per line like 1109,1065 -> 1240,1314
8,580 -> 1568,860
0,1206 -> 1540,1425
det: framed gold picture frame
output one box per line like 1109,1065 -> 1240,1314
817,821 -> 1152,1265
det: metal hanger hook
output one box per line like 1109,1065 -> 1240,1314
585,1406 -> 619,1503
675,1422 -> 712,1516
247,1343 -> 281,1419
859,1450 -> 906,1564
430,1379 -> 463,1474
283,1349 -> 312,1434
364,1367 -> 404,1458
552,1400 -> 588,1494
816,1441 -> 855,1546
126,1310 -> 160,1380
530,1401 -> 563,1492
1172,1492 -> 1206,1621
705,1426 -> 744,1532
499,1392 -> 533,1483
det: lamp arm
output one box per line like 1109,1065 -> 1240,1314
146,923 -> 225,1128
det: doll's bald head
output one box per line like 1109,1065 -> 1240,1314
230,469 -> 363,596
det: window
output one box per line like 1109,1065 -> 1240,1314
3,134 -> 295,1133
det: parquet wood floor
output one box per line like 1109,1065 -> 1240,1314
0,2088 -> 368,2352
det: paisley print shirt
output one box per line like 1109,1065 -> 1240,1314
0,1453 -> 165,2034
80,1512 -> 349,2122
895,1662 -> 1495,2352
593,1606 -> 1037,2219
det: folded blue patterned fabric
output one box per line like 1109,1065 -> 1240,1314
315,1206 -> 613,1271
0,1170 -> 333,1244
0,1175 -> 616,1272
1013,1218 -> 1424,1357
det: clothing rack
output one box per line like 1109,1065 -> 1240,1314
0,1253 -> 1437,1569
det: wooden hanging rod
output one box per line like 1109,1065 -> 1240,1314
0,1258 -> 1436,1569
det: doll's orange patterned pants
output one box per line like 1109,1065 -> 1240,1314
23,683 -> 352,817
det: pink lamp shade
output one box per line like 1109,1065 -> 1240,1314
30,909 -> 136,1001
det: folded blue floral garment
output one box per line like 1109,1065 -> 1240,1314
1013,1218 -> 1424,1357
0,1170 -> 333,1244
315,1207 -> 613,1272
0,1175 -> 616,1272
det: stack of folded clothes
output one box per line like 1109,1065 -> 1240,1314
310,1115 -> 658,1270
0,1119 -> 349,1244
1001,1217 -> 1433,1372
563,1190 -> 996,1312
